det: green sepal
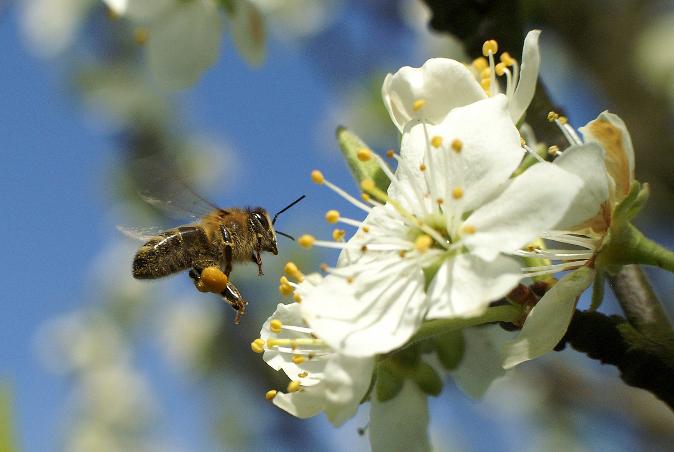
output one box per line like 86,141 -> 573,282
336,126 -> 390,191
412,362 -> 443,396
611,182 -> 649,233
589,270 -> 605,312
432,330 -> 465,370
375,361 -> 405,402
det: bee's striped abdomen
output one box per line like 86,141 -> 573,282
132,226 -> 212,279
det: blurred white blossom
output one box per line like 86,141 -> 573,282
21,0 -> 94,57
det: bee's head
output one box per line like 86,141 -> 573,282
250,208 -> 278,255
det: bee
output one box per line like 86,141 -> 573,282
120,173 -> 304,324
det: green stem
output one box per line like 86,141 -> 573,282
409,304 -> 522,345
625,224 -> 674,272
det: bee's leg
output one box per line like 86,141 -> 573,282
252,249 -> 263,276
220,225 -> 234,276
221,281 -> 247,324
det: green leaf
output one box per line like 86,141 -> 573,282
611,182 -> 649,232
0,382 -> 18,452
336,127 -> 390,191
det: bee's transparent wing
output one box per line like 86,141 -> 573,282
116,225 -> 167,242
131,149 -> 222,220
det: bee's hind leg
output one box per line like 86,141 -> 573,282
221,281 -> 247,324
252,250 -> 263,276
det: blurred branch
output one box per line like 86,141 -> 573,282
558,310 -> 674,410
0,382 -> 18,452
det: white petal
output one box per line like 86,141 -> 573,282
102,0 -> 128,15
450,325 -> 512,398
301,257 -> 427,357
369,381 -> 431,452
427,254 -> 521,319
147,0 -> 223,89
464,161 -> 583,261
553,143 -> 610,229
21,0 -> 92,57
323,355 -> 375,426
580,111 -> 635,201
273,388 -> 325,419
400,95 -> 525,213
502,266 -> 594,369
382,58 -> 486,132
510,30 -> 541,123
227,0 -> 266,66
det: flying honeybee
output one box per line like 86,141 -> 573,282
119,152 -> 304,324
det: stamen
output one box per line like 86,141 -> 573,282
523,144 -> 545,163
482,39 -> 498,96
266,337 -> 327,348
270,319 -> 283,333
357,148 -> 373,161
482,40 -> 498,56
451,186 -> 464,199
412,99 -> 426,112
451,139 -> 463,152
461,225 -> 477,235
415,235 -> 433,253
547,111 -> 560,122
547,145 -> 561,157
251,338 -> 265,353
325,210 -> 340,223
312,170 -> 372,212
292,355 -> 306,364
293,292 -> 302,303
287,381 -> 301,393
311,170 -> 325,184
386,149 -> 396,159
332,229 -> 346,241
284,262 -> 304,282
298,371 -> 308,378
133,28 -> 148,45
500,52 -> 515,66
431,136 -> 443,148
298,234 -> 316,248
265,390 -> 278,400
472,57 -> 488,72
419,163 -> 427,171
279,282 -> 293,296
495,62 -> 507,76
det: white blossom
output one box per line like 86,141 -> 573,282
300,93 -> 586,358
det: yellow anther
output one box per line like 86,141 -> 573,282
386,149 -> 395,159
292,355 -> 306,364
251,339 -> 265,353
265,390 -> 278,400
399,250 -> 407,258
279,276 -> 290,285
451,138 -> 463,152
357,148 -> 373,161
311,170 -> 325,184
415,234 -> 433,253
520,137 -> 526,146
431,136 -> 443,148
412,99 -> 426,112
360,179 -> 375,192
361,193 -> 371,202
360,245 -> 368,253
452,186 -> 464,199
547,111 -> 559,122
500,52 -> 515,66
462,224 -> 477,235
480,78 -> 491,91
293,292 -> 302,303
284,262 -> 304,281
200,266 -> 229,293
495,62 -> 507,76
419,163 -> 427,172
482,39 -> 498,56
133,28 -> 149,45
287,381 -> 301,393
472,57 -> 488,71
480,67 -> 491,79
319,263 -> 329,272
362,226 -> 370,233
298,371 -> 308,378
346,276 -> 354,284
547,145 -> 560,156
332,229 -> 346,241
325,210 -> 340,223
298,234 -> 315,248
558,116 -> 568,125
279,283 -> 293,297
270,319 -> 283,333
436,198 -> 444,205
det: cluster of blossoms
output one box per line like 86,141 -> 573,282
251,31 -> 638,448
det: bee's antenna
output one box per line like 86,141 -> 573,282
272,195 -> 306,225
276,230 -> 295,241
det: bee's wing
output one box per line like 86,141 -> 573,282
116,225 -> 167,242
130,145 -> 223,220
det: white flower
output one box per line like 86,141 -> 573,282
300,93 -> 587,358
382,30 -> 541,132
253,288 -> 374,426
21,0 -> 94,57
502,111 -> 635,368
